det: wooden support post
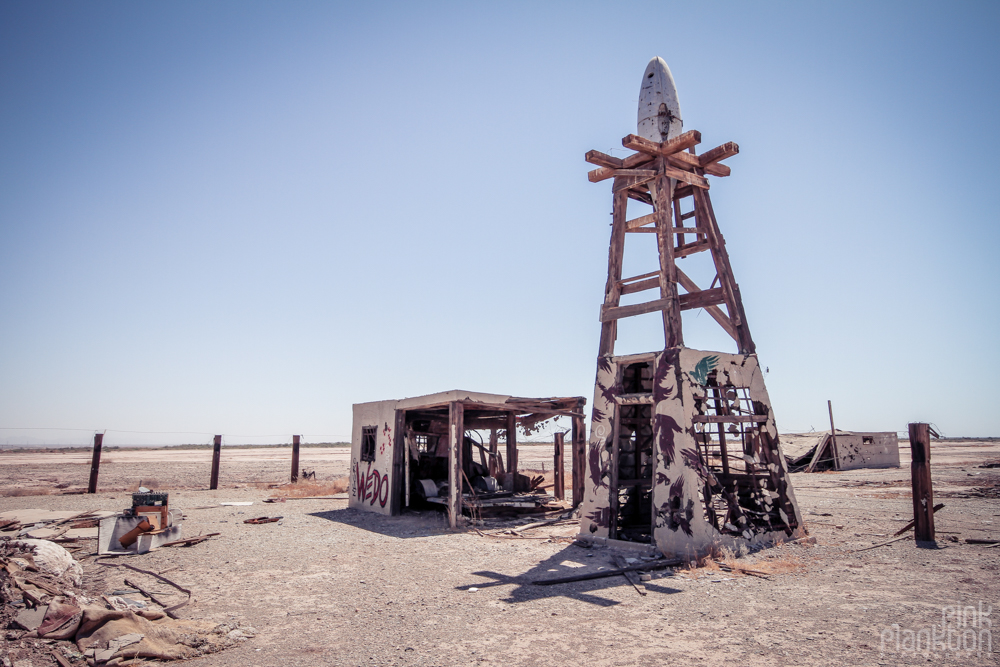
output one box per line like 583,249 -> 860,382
506,411 -> 518,492
827,401 -> 840,470
291,435 -> 300,483
448,402 -> 464,528
908,422 -> 935,542
598,188 -> 629,356
87,433 -> 103,494
488,428 -> 499,477
553,432 -> 565,501
210,435 -> 222,490
571,399 -> 586,508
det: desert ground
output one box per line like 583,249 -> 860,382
1,439 -> 998,666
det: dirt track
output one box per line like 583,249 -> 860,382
1,440 -> 998,666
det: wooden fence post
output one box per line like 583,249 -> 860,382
291,435 -> 300,483
908,422 -> 935,542
553,432 -> 565,501
210,435 -> 222,490
87,433 -> 103,494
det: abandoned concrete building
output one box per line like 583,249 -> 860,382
783,430 -> 900,472
350,391 -> 585,526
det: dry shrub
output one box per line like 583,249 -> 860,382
685,545 -> 808,578
1,487 -> 54,497
271,477 -> 349,498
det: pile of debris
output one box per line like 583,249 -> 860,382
0,509 -> 110,557
98,492 -> 182,556
2,538 -> 251,666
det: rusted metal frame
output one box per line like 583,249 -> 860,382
571,398 -> 586,508
692,182 -> 756,354
87,433 -> 103,494
598,187 -> 630,356
448,401 -> 464,528
651,166 -> 683,348
210,435 -> 222,490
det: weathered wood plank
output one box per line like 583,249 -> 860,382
699,141 -> 740,167
620,277 -> 660,295
600,297 -> 672,322
622,130 -> 702,157
585,149 -> 623,169
678,286 -> 726,310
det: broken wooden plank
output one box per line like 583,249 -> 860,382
612,554 -> 647,596
533,558 -> 683,585
892,504 -> 944,536
160,533 -> 221,547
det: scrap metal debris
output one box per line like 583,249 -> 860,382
243,516 -> 282,524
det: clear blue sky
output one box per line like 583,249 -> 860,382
1,1 -> 998,445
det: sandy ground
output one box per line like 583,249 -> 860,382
1,439 -> 998,666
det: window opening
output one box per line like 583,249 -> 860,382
361,425 -> 377,463
621,361 -> 653,395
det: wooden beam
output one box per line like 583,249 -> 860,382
675,240 -> 712,258
620,277 -> 660,295
626,213 -> 655,230
662,164 -> 709,189
585,150 -> 622,169
600,297 -> 672,322
679,286 -> 726,310
622,130 -> 702,157
553,432 -> 565,501
506,412 -> 517,492
622,152 -> 655,169
448,401 -> 464,528
704,163 -> 731,177
598,188 -> 629,355
571,398 -> 585,509
699,141 -> 739,167
675,267 -> 737,340
291,434 -> 300,483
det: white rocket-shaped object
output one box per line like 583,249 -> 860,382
637,57 -> 682,143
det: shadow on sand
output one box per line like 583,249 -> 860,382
308,507 -> 451,539
457,542 -> 684,607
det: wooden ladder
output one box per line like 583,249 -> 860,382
586,130 -> 755,356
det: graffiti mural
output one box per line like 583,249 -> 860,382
353,459 -> 389,508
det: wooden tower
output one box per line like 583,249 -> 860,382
578,129 -> 804,555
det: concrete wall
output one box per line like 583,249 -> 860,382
349,400 -> 399,515
836,432 -> 900,470
579,347 -> 804,557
